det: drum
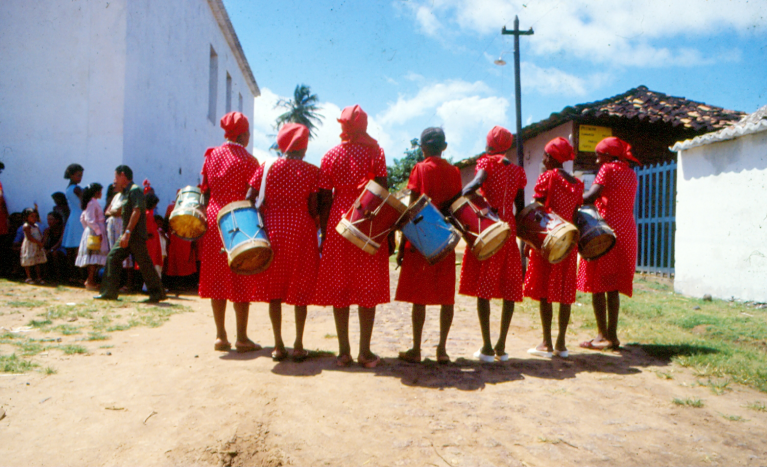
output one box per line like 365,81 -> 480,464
448,193 -> 511,260
336,180 -> 407,255
169,186 -> 207,240
574,205 -> 616,260
216,201 -> 273,275
516,201 -> 579,264
400,195 -> 462,265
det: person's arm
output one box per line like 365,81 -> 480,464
583,183 -> 604,205
317,189 -> 333,246
119,207 -> 142,248
73,185 -> 83,202
84,202 -> 102,235
461,169 -> 488,196
24,224 -> 44,247
245,186 -> 257,205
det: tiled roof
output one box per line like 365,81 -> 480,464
671,104 -> 767,151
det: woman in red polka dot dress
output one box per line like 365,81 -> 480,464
199,111 -> 261,353
459,126 -> 527,363
577,136 -> 639,351
523,137 -> 584,358
247,123 -> 320,362
315,105 -> 389,369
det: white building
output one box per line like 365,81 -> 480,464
0,0 -> 259,216
671,105 -> 767,302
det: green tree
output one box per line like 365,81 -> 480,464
387,138 -> 423,191
274,84 -> 324,138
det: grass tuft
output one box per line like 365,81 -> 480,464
744,401 -> 766,412
1,354 -> 38,373
43,366 -> 57,375
59,344 -> 88,355
673,397 -> 704,408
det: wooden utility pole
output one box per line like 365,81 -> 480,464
502,16 -> 533,216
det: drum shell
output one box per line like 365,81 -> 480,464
401,195 -> 461,265
516,202 -> 579,264
448,194 -> 510,260
169,186 -> 207,240
574,205 -> 616,260
217,201 -> 273,275
336,181 -> 406,254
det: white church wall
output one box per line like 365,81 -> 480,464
675,131 -> 767,302
0,0 -> 127,216
121,0 -> 256,209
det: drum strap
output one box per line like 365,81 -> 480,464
255,158 -> 276,210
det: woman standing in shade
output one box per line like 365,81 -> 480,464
459,126 -> 527,362
523,137 -> 583,358
578,137 -> 639,351
61,163 -> 85,283
315,105 -> 389,368
199,111 -> 261,353
247,123 -> 320,362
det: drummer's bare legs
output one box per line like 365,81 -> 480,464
438,304 -> 454,362
333,307 -> 353,364
234,302 -> 260,352
269,300 -> 287,358
293,305 -> 308,357
400,304 -> 425,361
556,304 -> 571,353
211,299 -> 230,350
476,298 -> 494,357
494,300 -> 515,357
358,306 -> 378,366
584,292 -> 619,349
606,291 -> 620,348
536,298 -> 554,352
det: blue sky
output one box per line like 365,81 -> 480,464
222,0 -> 767,166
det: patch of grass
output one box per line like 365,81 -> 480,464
1,354 -> 38,373
59,344 -> 87,355
654,371 -> 673,380
43,366 -> 57,375
7,300 -> 46,308
744,401 -> 766,412
673,397 -> 704,408
99,345 -> 114,349
720,413 -> 747,422
324,334 -> 336,339
702,378 -> 732,395
27,318 -> 52,328
85,332 -> 110,341
105,323 -> 132,332
16,340 -> 47,356
51,324 -> 81,335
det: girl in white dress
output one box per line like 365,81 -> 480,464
75,183 -> 109,291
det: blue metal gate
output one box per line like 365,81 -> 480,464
634,161 -> 676,275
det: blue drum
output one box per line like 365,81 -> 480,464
216,201 -> 273,275
401,195 -> 462,265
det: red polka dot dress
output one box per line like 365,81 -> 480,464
459,155 -> 527,301
577,161 -> 638,297
198,142 -> 261,302
395,157 -> 462,305
523,170 -> 584,304
314,142 -> 390,308
249,158 -> 320,306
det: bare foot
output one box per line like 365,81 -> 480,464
358,353 -> 380,369
397,348 -> 421,363
235,340 -> 262,353
336,353 -> 353,367
214,339 -> 231,351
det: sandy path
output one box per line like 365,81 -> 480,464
1,267 -> 766,466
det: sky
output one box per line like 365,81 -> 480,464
222,0 -> 767,167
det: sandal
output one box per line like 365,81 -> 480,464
397,349 -> 421,363
235,340 -> 262,353
336,353 -> 354,367
291,348 -> 310,362
271,348 -> 288,361
436,352 -> 451,364
358,354 -> 381,369
25,278 -> 35,284
579,339 -> 611,351
214,340 -> 232,351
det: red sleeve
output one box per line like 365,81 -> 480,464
406,163 -> 422,193
200,148 -> 214,193
594,163 -> 612,187
476,156 -> 491,174
533,170 -> 551,201
374,147 -> 387,178
249,163 -> 264,189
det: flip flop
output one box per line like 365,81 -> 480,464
214,341 -> 232,351
579,339 -> 610,351
291,349 -> 310,362
436,352 -> 451,364
553,349 -> 569,358
336,354 -> 354,367
271,348 -> 288,361
474,349 -> 495,363
527,348 -> 553,358
358,354 -> 381,369
398,349 -> 422,363
235,341 -> 262,353
495,352 -> 510,362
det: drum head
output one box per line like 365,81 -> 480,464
544,229 -> 578,264
230,241 -> 273,275
169,211 -> 206,240
580,234 -> 616,261
473,222 -> 511,260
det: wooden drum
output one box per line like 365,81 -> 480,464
448,193 -> 510,260
169,186 -> 207,240
516,201 -> 579,264
336,180 -> 407,255
574,205 -> 616,260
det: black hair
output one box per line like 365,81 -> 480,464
51,192 -> 67,205
115,165 -> 133,181
154,214 -> 167,231
81,183 -> 103,210
420,127 -> 447,155
64,163 -> 84,180
47,211 -> 63,224
22,207 -> 36,221
0,161 -> 5,170
145,192 -> 159,210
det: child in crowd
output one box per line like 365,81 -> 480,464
163,198 -> 198,293
75,183 -> 109,291
51,192 -> 70,224
21,207 -> 47,284
42,211 -> 66,282
395,127 -> 462,363
142,192 -> 164,280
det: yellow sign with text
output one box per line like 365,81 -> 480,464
578,125 -> 612,152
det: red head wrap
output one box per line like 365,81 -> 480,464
486,126 -> 513,155
220,111 -> 250,141
277,123 -> 310,154
142,179 -> 152,195
595,137 -> 641,165
544,137 -> 575,163
338,105 -> 378,147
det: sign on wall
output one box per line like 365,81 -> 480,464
578,125 -> 612,152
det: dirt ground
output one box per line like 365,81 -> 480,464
1,266 -> 766,467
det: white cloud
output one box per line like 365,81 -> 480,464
521,62 -> 589,96
403,0 -> 765,67
378,80 -> 493,126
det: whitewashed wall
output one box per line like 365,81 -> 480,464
675,131 -> 767,302
122,0 -> 256,209
0,0 -> 128,217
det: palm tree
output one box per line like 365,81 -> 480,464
274,84 -> 324,139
